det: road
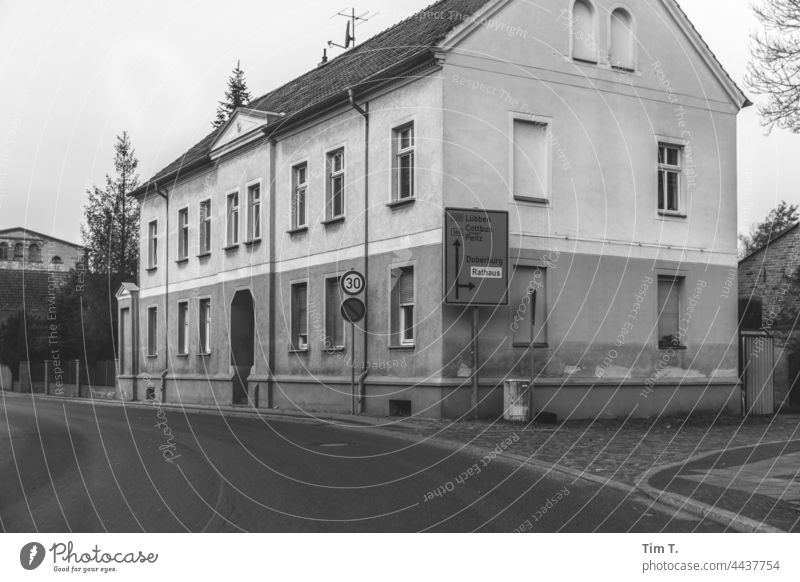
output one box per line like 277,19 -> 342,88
0,395 -> 723,532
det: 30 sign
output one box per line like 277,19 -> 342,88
340,270 -> 366,296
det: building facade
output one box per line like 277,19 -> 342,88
119,0 -> 750,419
0,227 -> 86,325
739,224 -> 800,409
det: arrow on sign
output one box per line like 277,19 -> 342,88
453,239 -> 476,300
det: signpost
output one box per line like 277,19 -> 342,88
444,208 -> 509,418
340,270 -> 366,414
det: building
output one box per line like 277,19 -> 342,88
0,227 -> 86,326
739,224 -> 800,409
119,0 -> 750,419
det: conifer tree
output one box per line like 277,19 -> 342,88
212,60 -> 253,129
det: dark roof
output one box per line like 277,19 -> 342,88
739,223 -> 800,264
0,227 -> 84,249
134,0 -> 492,196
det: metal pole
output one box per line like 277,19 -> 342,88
351,322 -> 356,414
471,306 -> 479,419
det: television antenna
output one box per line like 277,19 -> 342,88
328,8 -> 375,50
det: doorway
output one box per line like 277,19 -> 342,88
230,290 -> 255,405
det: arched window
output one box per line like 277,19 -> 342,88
0,242 -> 8,260
610,8 -> 635,70
51,256 -> 63,265
13,243 -> 23,260
571,0 -> 597,63
28,244 -> 41,262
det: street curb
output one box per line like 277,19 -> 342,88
633,442 -> 800,534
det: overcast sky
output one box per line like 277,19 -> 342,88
0,0 -> 797,244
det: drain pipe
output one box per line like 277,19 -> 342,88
349,89 -> 369,414
156,185 -> 170,403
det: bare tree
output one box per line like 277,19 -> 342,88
748,0 -> 800,132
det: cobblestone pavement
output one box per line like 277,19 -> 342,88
378,413 -> 800,486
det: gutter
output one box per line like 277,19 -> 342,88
349,89 -> 369,415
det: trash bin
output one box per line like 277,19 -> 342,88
504,379 -> 531,422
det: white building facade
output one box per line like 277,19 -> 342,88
119,0 -> 750,419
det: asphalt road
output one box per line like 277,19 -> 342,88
0,395 -> 723,532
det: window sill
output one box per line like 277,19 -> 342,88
658,211 -> 687,219
658,345 -> 687,351
323,346 -> 345,354
197,252 -> 212,259
198,352 -> 212,358
244,239 -> 262,247
287,226 -> 309,236
321,216 -> 345,227
176,353 -> 189,358
387,197 -> 415,210
289,347 -> 309,354
175,258 -> 189,265
146,354 -> 158,359
514,196 -> 549,205
389,344 -> 415,351
512,342 -> 550,349
223,244 -> 240,252
572,57 -> 598,65
145,266 -> 158,273
611,65 -> 636,73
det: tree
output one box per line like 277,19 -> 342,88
212,60 -> 253,129
748,0 -> 800,132
81,131 -> 140,283
0,310 -> 48,379
739,200 -> 800,257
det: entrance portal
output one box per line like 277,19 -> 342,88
230,290 -> 255,405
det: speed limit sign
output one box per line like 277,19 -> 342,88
340,270 -> 366,296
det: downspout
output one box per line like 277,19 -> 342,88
267,136 -> 277,408
156,185 -> 169,402
349,89 -> 369,414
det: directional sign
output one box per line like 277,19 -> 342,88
340,297 -> 366,323
340,270 -> 366,296
444,208 -> 509,306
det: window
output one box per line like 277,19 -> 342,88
147,306 -> 158,357
51,256 -> 62,265
0,242 -> 8,260
390,267 -> 415,346
326,149 -> 345,220
226,191 -> 239,246
13,243 -> 23,260
199,299 -> 211,355
291,282 -> 308,350
177,301 -> 189,356
658,144 -> 682,214
120,308 -> 128,374
510,266 -> 548,346
571,0 -> 597,63
513,118 -> 550,201
147,220 -> 158,269
657,276 -> 683,348
292,163 -> 308,229
199,199 -> 212,254
609,8 -> 635,70
178,208 -> 189,260
28,244 -> 40,262
325,277 -> 344,350
247,182 -> 261,241
393,124 -> 415,201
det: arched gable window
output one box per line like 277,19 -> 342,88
0,242 -> 8,260
571,0 -> 597,63
610,8 -> 635,70
28,244 -> 41,262
13,243 -> 23,260
51,256 -> 63,265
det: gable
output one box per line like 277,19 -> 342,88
209,108 -> 282,159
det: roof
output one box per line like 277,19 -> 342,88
133,0 -> 750,198
131,0 -> 493,197
0,227 -> 84,250
739,223 -> 800,264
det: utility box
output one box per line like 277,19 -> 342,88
504,379 -> 531,422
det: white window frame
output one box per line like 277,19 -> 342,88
199,198 -> 212,255
177,300 -> 189,356
323,274 -> 345,351
226,189 -> 240,247
570,0 -> 599,64
656,274 -> 686,349
292,161 -> 309,230
509,112 -> 553,203
177,206 -> 189,261
147,220 -> 158,269
146,305 -> 158,357
607,4 -> 637,72
290,280 -> 309,351
392,122 -> 416,202
246,179 -> 262,242
198,297 -> 212,355
509,261 -> 550,348
389,263 -> 416,348
656,138 -> 685,217
325,147 -> 346,221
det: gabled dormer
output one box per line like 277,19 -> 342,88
209,108 -> 284,160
